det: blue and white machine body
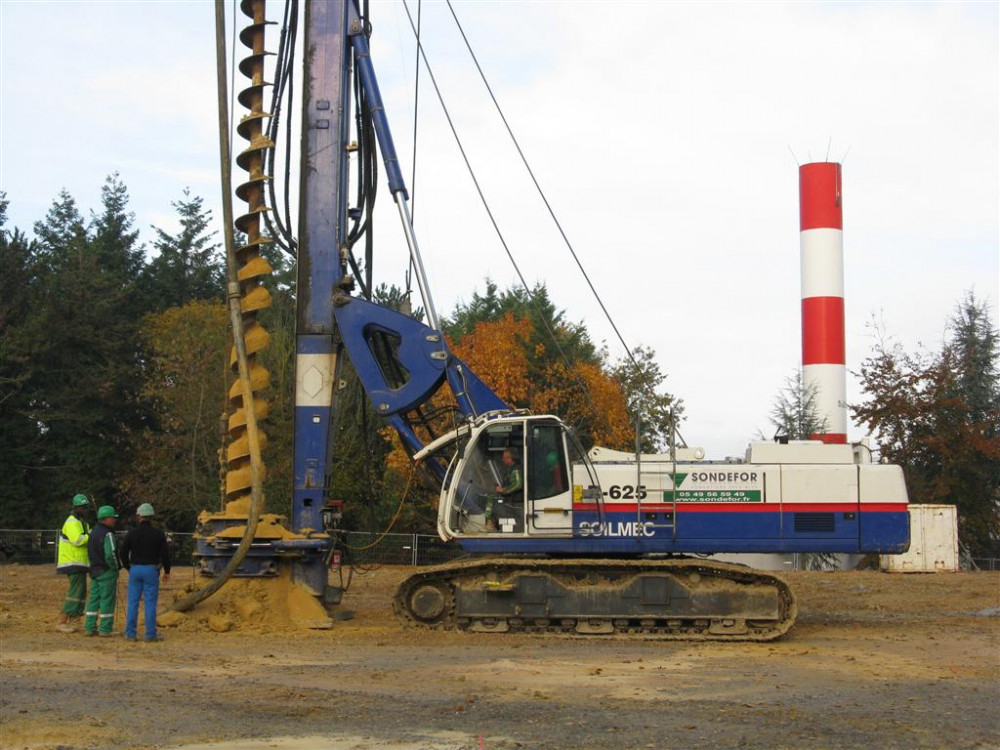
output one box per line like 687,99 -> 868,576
425,417 -> 909,556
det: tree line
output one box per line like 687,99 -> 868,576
0,180 -> 678,534
1,178 -> 228,529
2,179 -> 996,556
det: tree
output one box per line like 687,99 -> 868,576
446,280 -> 680,452
449,311 -> 534,407
612,345 -> 683,453
144,189 -> 224,310
91,173 -> 144,285
120,301 -> 231,529
0,193 -> 49,526
760,370 -> 827,442
949,292 -> 999,425
23,180 -> 148,524
853,293 -> 1000,557
445,280 -> 597,375
447,282 -> 634,450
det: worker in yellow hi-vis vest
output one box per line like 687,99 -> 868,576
55,494 -> 91,633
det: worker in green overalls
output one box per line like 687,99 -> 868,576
488,448 -> 524,532
83,506 -> 120,637
55,494 -> 91,633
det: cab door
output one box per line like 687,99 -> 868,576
527,421 -> 573,532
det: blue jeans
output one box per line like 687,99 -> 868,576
125,565 -> 160,640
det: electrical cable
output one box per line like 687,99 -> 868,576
340,460 -> 420,551
263,0 -> 298,254
280,1 -> 297,246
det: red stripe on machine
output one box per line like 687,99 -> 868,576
811,431 -> 848,444
799,162 -> 842,231
801,297 -> 845,364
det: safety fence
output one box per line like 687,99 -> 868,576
0,528 -> 463,568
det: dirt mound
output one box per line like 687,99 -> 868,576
160,570 -> 332,633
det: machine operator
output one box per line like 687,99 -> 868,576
487,448 -> 524,532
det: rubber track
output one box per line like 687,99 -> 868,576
394,557 -> 797,642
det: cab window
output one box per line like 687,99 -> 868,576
528,423 -> 568,501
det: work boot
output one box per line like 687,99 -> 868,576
56,623 -> 75,633
145,635 -> 164,643
98,632 -> 117,638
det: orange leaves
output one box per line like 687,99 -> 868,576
140,300 -> 231,415
449,312 -> 633,451
122,300 -> 232,520
450,312 -> 533,407
533,359 -> 632,450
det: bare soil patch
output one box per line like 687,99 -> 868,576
1,564 -> 997,749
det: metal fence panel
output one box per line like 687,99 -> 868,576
0,529 -> 464,568
0,529 -> 59,565
971,557 -> 999,571
335,531 -> 465,567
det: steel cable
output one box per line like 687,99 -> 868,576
399,0 -> 600,420
444,0 -> 638,372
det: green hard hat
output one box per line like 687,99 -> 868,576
72,494 -> 89,508
137,503 -> 155,517
97,505 -> 118,520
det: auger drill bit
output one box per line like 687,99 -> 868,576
225,0 -> 275,515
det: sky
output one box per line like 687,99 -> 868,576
1,0 -> 997,460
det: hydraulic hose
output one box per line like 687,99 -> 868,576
171,0 -> 268,613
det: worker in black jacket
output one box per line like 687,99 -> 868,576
119,503 -> 171,642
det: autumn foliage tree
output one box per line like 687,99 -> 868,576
446,281 -> 678,451
120,300 -> 231,529
853,292 -> 1000,557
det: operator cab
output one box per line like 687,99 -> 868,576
435,414 -> 601,540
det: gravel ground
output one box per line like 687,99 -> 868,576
1,565 -> 997,750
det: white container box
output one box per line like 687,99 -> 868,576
881,504 -> 958,572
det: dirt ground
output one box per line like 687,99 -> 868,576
1,564 -> 997,750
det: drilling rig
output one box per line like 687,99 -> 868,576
190,0 -> 909,640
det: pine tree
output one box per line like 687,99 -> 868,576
0,194 -> 49,526
762,370 -> 827,442
144,189 -> 224,310
26,181 -> 148,523
948,291 -> 1000,424
91,173 -> 144,283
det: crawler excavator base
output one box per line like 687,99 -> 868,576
394,558 -> 797,641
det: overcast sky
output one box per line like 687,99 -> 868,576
2,1 -> 997,459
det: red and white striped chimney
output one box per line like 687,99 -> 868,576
799,162 -> 847,444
